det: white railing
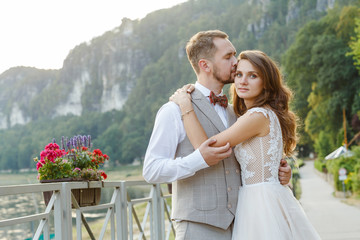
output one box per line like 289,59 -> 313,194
0,181 -> 174,240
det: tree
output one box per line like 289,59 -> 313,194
283,4 -> 360,155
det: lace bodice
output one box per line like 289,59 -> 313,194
234,107 -> 283,186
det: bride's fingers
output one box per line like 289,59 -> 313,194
182,84 -> 191,90
188,84 -> 195,92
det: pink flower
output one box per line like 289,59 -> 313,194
45,143 -> 60,151
36,161 -> 43,170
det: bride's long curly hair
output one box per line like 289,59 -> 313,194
230,50 -> 298,156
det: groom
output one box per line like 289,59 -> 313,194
143,30 -> 291,239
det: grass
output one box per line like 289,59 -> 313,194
0,172 -> 38,185
105,164 -> 144,181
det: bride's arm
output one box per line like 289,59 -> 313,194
170,89 -> 268,148
183,107 -> 267,148
178,101 -> 208,149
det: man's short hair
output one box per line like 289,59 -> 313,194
186,30 -> 228,74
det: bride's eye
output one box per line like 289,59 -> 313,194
250,74 -> 257,79
236,73 -> 242,78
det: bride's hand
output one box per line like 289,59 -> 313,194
169,84 -> 194,107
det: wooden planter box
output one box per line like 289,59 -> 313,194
40,178 -> 101,207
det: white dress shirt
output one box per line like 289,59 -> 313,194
143,82 -> 229,183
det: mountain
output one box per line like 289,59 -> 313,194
0,0 -> 339,170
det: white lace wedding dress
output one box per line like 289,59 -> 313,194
232,107 -> 321,240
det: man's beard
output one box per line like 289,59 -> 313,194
213,65 -> 234,84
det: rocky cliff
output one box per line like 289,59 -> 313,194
0,19 -> 149,129
0,0 -> 334,129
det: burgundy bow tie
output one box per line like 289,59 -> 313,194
209,91 -> 228,108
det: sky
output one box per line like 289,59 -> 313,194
0,0 -> 187,75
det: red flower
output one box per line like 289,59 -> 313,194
82,146 -> 88,151
100,171 -> 107,180
93,149 -> 103,156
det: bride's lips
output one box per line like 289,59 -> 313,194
238,88 -> 248,92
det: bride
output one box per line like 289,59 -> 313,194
170,50 -> 321,239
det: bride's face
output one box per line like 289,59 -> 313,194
234,59 -> 264,107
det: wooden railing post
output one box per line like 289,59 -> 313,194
53,191 -> 63,240
61,182 -> 73,240
113,186 -> 122,240
152,184 -> 165,240
120,181 -> 128,239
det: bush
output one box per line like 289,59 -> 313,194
297,158 -> 304,168
350,169 -> 360,195
314,131 -> 335,159
325,153 -> 360,192
349,146 -> 360,195
314,158 -> 326,172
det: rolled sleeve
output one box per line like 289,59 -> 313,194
143,102 -> 208,183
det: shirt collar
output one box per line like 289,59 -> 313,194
195,81 -> 224,97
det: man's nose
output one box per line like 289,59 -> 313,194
232,56 -> 237,65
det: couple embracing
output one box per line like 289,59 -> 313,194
143,30 -> 320,240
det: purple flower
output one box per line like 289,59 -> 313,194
72,136 -> 76,147
88,135 -> 91,148
82,136 -> 87,147
66,140 -> 70,151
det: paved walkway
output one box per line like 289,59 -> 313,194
299,160 -> 360,240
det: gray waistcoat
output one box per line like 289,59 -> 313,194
172,89 -> 241,230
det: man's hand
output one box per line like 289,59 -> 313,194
198,139 -> 232,166
279,159 -> 292,185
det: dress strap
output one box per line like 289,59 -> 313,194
247,107 -> 268,118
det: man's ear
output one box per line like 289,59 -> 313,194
198,59 -> 211,73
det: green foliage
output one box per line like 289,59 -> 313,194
349,170 -> 360,195
283,3 -> 360,154
314,131 -> 336,159
348,146 -> 360,195
0,112 -> 120,171
325,153 -> 360,192
314,159 -> 327,173
36,157 -> 73,180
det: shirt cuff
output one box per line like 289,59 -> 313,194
186,149 -> 209,172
